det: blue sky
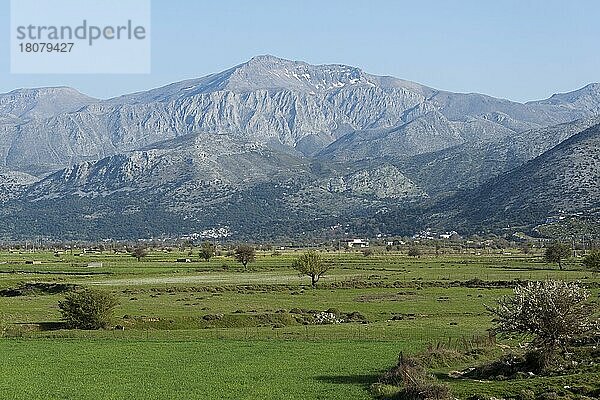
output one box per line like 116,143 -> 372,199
1,0 -> 599,102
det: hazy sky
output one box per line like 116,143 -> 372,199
1,0 -> 599,102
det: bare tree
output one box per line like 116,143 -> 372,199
292,251 -> 332,288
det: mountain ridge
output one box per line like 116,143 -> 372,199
2,56 -> 600,178
0,56 -> 599,240
439,123 -> 600,231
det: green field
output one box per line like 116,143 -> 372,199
1,339 -> 403,399
1,249 -> 598,399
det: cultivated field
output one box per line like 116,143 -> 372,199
0,248 -> 598,399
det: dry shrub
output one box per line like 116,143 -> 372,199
379,353 -> 452,400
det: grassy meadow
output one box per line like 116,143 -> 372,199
0,247 -> 598,399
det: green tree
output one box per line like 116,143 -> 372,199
435,242 -> 442,257
520,242 -> 532,254
292,251 -> 332,288
234,245 -> 256,271
487,280 -> 592,370
408,247 -> 422,257
583,251 -> 600,271
131,246 -> 148,262
58,288 -> 119,330
544,243 -> 571,269
199,241 -> 216,262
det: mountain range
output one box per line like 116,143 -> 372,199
1,55 -> 598,241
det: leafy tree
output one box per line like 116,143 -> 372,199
487,280 -> 592,370
179,239 -> 193,251
292,251 -> 332,288
408,247 -> 422,257
58,288 -> 119,330
131,246 -> 148,262
544,243 -> 571,269
199,241 -> 216,262
520,242 -> 532,254
583,251 -> 600,271
234,245 -> 256,271
435,242 -> 442,257
362,248 -> 374,257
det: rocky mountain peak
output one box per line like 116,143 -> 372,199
110,55 -> 377,103
216,54 -> 375,93
0,86 -> 96,119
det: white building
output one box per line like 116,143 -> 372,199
346,238 -> 369,248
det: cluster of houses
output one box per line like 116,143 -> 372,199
342,231 -> 462,249
412,229 -> 460,241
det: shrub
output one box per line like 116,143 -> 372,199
518,389 -> 535,400
0,282 -> 77,297
379,353 -> 452,400
399,381 -> 451,400
58,288 -> 119,329
370,382 -> 400,398
380,353 -> 422,386
419,346 -> 464,368
325,307 -> 341,316
583,251 -> 600,271
408,247 -> 422,257
464,351 -> 544,379
343,311 -> 367,323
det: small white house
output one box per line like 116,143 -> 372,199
87,262 -> 103,268
346,239 -> 369,248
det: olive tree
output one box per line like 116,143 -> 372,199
58,288 -> 119,330
408,247 -> 422,257
583,251 -> 600,271
292,251 -> 332,288
234,244 -> 256,271
487,280 -> 592,369
199,241 -> 216,262
544,243 -> 571,270
131,246 -> 148,262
